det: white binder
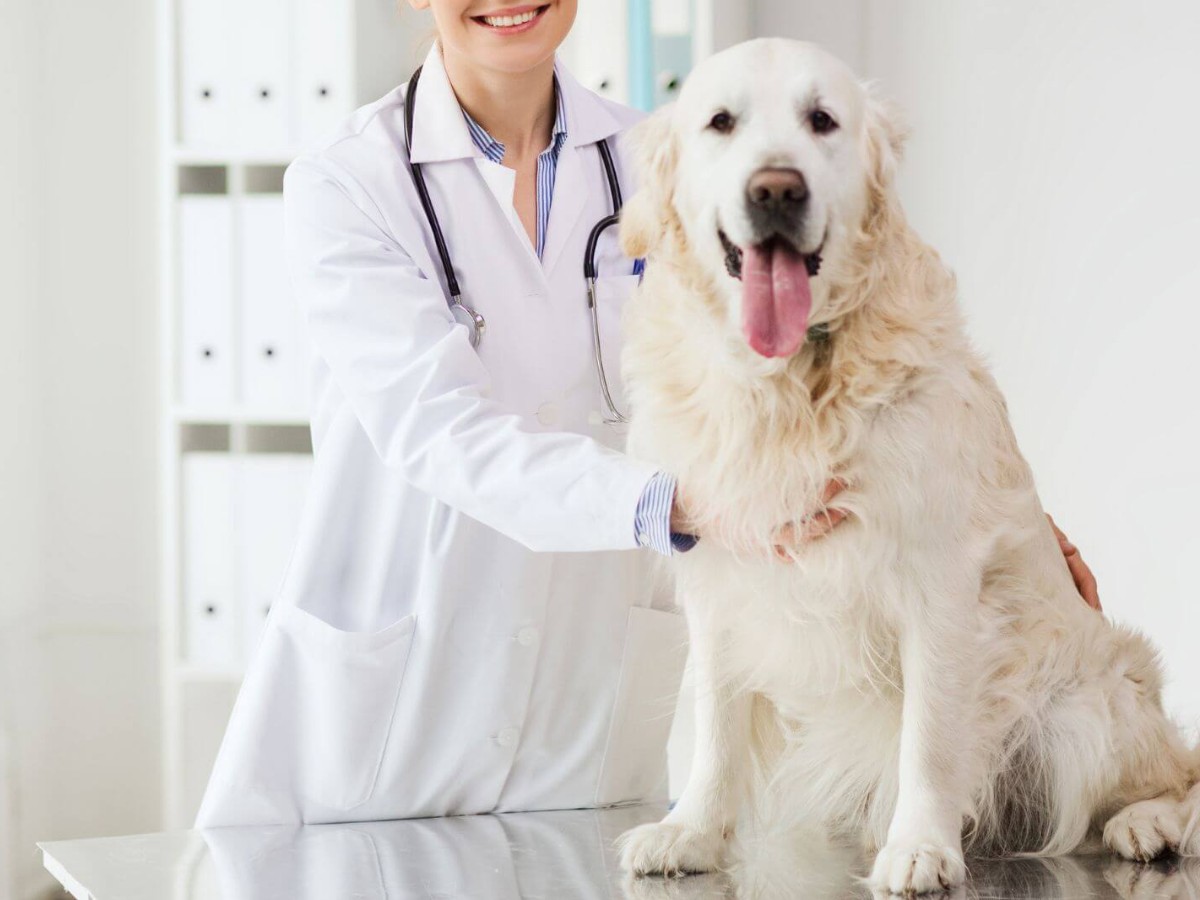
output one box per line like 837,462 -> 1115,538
563,1 -> 629,102
234,0 -> 292,149
178,0 -> 236,147
291,0 -> 354,149
182,454 -> 241,671
239,195 -> 306,412
178,196 -> 235,407
236,454 -> 313,664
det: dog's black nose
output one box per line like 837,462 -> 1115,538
746,167 -> 808,210
746,168 -> 808,236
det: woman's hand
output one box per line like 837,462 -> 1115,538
771,478 -> 849,560
1047,514 -> 1101,612
669,479 -> 850,557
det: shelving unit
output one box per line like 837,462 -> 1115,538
565,0 -> 752,110
155,0 -> 428,829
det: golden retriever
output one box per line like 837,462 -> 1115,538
614,38 -> 1200,895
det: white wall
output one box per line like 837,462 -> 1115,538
756,0 -> 1200,728
0,0 -> 43,894
753,0 -> 869,71
0,0 -> 162,895
0,7 -> 42,614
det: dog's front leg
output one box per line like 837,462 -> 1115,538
619,598 -> 751,876
870,579 -> 977,895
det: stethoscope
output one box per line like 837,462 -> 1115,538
403,66 -> 629,425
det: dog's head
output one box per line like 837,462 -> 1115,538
621,38 -> 907,361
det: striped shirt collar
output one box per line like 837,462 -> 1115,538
460,77 -> 568,164
407,43 -> 625,164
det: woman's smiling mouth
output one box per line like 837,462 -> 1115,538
472,4 -> 550,34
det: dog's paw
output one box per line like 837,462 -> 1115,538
1105,798 -> 1184,862
617,820 -> 726,876
1182,821 -> 1200,857
869,839 -> 965,895
1102,858 -> 1189,900
1178,797 -> 1200,856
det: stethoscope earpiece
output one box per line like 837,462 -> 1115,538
402,64 -> 629,423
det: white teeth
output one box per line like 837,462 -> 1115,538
481,9 -> 538,27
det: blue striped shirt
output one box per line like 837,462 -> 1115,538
460,84 -> 567,259
460,83 -> 694,555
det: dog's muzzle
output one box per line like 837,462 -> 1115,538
722,167 -> 823,281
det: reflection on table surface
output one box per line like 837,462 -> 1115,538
38,802 -> 1200,900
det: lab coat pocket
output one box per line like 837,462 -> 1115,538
277,604 -> 418,811
594,605 -> 689,806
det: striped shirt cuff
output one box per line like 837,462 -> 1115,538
634,471 -> 698,555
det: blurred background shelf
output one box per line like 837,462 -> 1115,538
156,0 -> 432,832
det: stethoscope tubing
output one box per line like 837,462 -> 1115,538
401,65 -> 629,424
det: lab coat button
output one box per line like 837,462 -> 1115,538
516,626 -> 538,646
496,726 -> 520,748
536,402 -> 559,426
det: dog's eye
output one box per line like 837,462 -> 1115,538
809,109 -> 838,134
707,110 -> 736,134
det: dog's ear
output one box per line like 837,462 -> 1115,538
619,104 -> 680,259
860,82 -> 909,229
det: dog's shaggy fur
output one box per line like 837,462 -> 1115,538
615,39 -> 1200,895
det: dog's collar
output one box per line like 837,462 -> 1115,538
807,323 -> 832,345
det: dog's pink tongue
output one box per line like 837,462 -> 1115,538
742,242 -> 812,357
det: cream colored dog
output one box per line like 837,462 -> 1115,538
615,38 -> 1200,895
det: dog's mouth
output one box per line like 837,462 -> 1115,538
719,230 -> 822,281
719,229 -> 824,359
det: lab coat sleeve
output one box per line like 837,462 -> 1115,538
283,154 -> 661,553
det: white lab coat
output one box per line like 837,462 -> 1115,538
194,43 -> 689,828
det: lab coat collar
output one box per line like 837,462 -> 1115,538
407,41 -> 624,165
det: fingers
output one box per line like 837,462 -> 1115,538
772,507 -> 849,559
821,477 -> 849,505
800,506 -> 847,541
670,484 -> 698,536
1064,547 -> 1102,611
768,479 -> 852,559
773,522 -> 797,561
1048,514 -> 1099,610
805,476 -> 849,531
1047,513 -> 1077,554
1046,513 -> 1063,540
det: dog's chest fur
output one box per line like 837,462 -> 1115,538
621,252 -> 981,550
622,255 -> 1038,716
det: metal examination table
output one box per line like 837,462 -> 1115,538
38,802 -> 1198,898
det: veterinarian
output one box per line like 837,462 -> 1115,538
195,0 -> 1099,828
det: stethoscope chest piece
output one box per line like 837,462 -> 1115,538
451,300 -> 486,347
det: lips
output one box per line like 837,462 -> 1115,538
471,4 -> 549,31
720,230 -> 823,358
